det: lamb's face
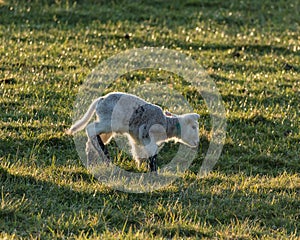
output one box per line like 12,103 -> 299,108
179,113 -> 200,148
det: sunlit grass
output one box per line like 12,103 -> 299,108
0,0 -> 299,239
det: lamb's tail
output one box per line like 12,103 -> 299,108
66,98 -> 99,135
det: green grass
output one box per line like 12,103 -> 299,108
0,0 -> 299,239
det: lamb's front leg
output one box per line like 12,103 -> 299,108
143,124 -> 165,172
148,154 -> 158,172
144,142 -> 159,172
130,141 -> 159,172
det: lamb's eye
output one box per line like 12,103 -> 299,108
192,125 -> 197,130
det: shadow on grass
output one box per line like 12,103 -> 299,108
0,167 -> 208,238
0,166 -> 298,238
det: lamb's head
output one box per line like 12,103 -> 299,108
178,113 -> 200,148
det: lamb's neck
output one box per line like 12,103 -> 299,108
166,116 -> 181,138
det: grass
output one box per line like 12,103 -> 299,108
0,0 -> 299,239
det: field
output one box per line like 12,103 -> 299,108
0,0 -> 299,239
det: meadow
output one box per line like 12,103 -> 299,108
0,0 -> 299,239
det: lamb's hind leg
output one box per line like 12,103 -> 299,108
96,135 -> 110,158
86,122 -> 111,163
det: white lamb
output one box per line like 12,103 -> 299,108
67,92 -> 200,171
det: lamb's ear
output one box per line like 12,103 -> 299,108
165,111 -> 172,116
165,111 -> 178,117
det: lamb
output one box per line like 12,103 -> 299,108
67,92 -> 200,172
